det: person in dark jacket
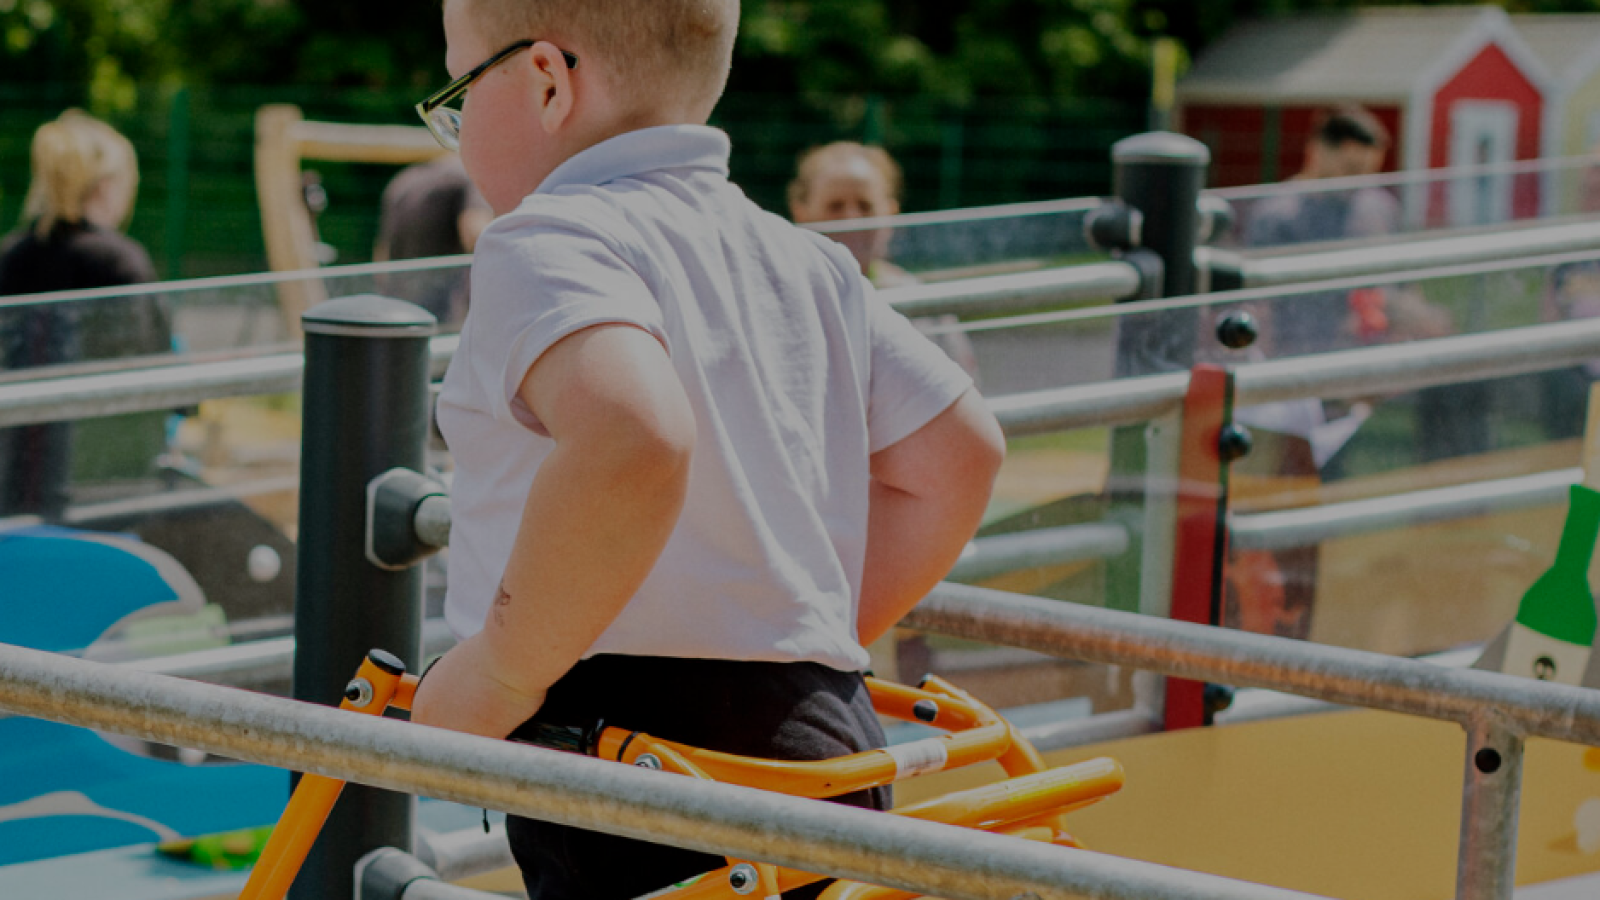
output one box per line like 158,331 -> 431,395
0,109 -> 164,520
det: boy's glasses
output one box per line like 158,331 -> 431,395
416,39 -> 579,151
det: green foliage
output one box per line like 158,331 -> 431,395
13,0 -> 1600,112
0,0 -> 1162,107
733,0 -> 1157,107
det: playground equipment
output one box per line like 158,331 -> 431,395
238,649 -> 1124,900
13,132 -> 1600,898
253,105 -> 451,331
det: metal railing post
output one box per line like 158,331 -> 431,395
1113,132 -> 1210,305
1104,132 -> 1211,614
294,295 -> 437,900
1455,717 -> 1526,900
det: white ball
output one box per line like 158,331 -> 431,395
247,545 -> 282,583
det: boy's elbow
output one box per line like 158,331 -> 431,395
966,406 -> 1006,489
603,403 -> 696,489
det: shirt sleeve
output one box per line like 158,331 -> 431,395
865,284 -> 975,453
467,204 -> 667,431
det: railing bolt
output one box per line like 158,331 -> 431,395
1216,310 -> 1258,350
1202,683 -> 1235,720
913,700 -> 940,723
344,678 -> 374,708
1218,424 -> 1253,463
1475,747 -> 1503,774
728,863 -> 759,895
635,753 -> 663,770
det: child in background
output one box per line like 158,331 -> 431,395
408,3 -> 1005,900
789,142 -> 912,287
789,141 -> 980,379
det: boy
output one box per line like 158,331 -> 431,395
409,1 -> 1006,898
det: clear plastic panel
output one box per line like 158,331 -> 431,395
0,262 -> 475,656
1223,364 -> 1580,661
16,238 -> 1592,692
0,257 -> 473,367
807,199 -> 1100,281
933,249 -> 1600,400
899,418 -> 1146,717
1208,155 -> 1598,251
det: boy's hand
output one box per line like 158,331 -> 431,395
410,634 -> 547,739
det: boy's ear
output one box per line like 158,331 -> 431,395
529,41 -> 575,134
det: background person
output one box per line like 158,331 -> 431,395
0,109 -> 163,520
374,153 -> 492,325
789,141 -> 979,377
1244,104 -> 1400,356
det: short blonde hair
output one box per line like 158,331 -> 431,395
23,109 -> 139,237
788,142 -> 903,211
463,0 -> 739,116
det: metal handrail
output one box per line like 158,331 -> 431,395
1231,218 -> 1600,289
85,621 -> 1151,755
906,584 -> 1600,743
8,248 -> 1600,431
1207,152 -> 1595,202
901,583 -> 1597,900
879,261 -> 1141,319
0,639 -> 1328,900
992,313 -> 1600,436
1229,468 -> 1578,552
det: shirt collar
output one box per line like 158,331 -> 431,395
534,125 -> 731,195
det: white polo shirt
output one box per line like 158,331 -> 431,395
437,125 -> 972,672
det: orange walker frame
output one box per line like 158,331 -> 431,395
241,650 -> 1125,900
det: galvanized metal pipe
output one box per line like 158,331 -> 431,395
0,642 -> 1329,900
1239,218 -> 1600,288
407,497 -> 1133,581
7,279 -> 1600,438
950,524 -> 1129,582
1235,315 -> 1600,407
879,262 -> 1142,319
1229,468 -> 1579,552
1455,717 -> 1525,900
418,825 -> 513,884
93,623 -> 1138,754
0,335 -> 460,429
904,583 -> 1600,745
0,352 -> 305,428
989,372 -> 1189,435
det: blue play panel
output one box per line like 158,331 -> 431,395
0,526 -> 287,868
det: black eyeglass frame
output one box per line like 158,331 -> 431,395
415,39 -> 579,148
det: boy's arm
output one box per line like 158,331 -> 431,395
857,387 -> 1005,646
411,324 -> 695,738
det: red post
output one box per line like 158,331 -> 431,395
1163,365 -> 1236,731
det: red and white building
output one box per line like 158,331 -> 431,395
1176,5 -> 1552,223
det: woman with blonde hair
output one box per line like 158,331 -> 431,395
0,109 -> 162,519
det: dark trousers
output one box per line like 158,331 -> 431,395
505,655 -> 891,900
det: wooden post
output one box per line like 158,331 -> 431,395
254,104 -> 327,336
254,106 -> 457,337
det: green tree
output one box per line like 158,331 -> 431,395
733,0 -> 1157,107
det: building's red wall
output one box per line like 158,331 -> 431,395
1180,104 -> 1402,188
1428,43 -> 1543,168
1179,105 -> 1265,188
1428,42 -> 1543,220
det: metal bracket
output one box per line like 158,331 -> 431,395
354,846 -> 440,900
1084,198 -> 1144,252
366,467 -> 448,572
